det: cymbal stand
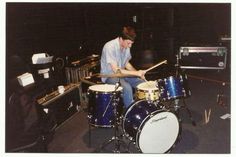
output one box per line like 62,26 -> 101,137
98,83 -> 129,153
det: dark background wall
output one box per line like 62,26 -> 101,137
6,3 -> 230,69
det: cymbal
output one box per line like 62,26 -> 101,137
94,73 -> 136,78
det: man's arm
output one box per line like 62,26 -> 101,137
109,62 -> 146,79
125,62 -> 137,71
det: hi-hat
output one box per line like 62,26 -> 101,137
94,73 -> 136,78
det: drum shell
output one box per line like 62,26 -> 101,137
158,74 -> 191,101
136,81 -> 160,101
87,86 -> 123,127
136,89 -> 160,101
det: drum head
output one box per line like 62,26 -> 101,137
88,84 -> 123,92
138,111 -> 179,153
137,81 -> 158,90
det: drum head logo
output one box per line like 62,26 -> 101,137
150,116 -> 167,124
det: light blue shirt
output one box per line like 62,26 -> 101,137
100,37 -> 131,82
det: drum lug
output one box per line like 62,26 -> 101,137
87,114 -> 92,119
154,101 -> 161,108
137,129 -> 142,134
180,75 -> 183,82
167,92 -> 170,99
116,97 -> 120,102
150,113 -> 156,118
129,136 -> 133,141
164,79 -> 167,84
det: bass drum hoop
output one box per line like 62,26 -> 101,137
123,99 -> 143,139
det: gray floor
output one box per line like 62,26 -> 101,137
47,73 -> 231,154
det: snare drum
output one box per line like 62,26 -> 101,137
87,84 -> 123,127
123,99 -> 179,153
136,81 -> 159,101
158,74 -> 191,101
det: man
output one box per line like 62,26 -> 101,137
100,26 -> 146,108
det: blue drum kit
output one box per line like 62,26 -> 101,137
86,62 -> 193,153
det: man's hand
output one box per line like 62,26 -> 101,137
137,70 -> 146,80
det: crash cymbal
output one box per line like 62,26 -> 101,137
94,73 -> 136,78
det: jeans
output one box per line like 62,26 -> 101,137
105,77 -> 144,108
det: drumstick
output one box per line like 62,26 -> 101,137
207,108 -> 211,123
145,60 -> 167,73
144,78 -> 152,87
144,77 -> 156,88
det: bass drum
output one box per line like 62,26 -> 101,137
123,100 -> 179,153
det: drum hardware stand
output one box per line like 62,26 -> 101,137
98,83 -> 129,153
174,55 -> 196,126
171,98 -> 196,126
88,121 -> 91,147
175,54 -> 181,76
167,99 -> 183,150
87,94 -> 94,148
216,80 -> 228,107
182,99 -> 196,126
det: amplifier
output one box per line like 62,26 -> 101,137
179,46 -> 227,70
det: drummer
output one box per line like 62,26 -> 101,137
100,26 -> 146,108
